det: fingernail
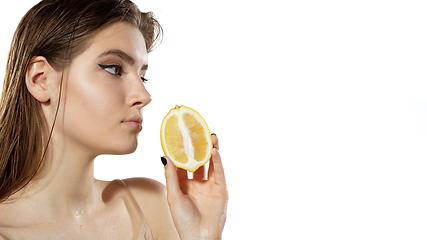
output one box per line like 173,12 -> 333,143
213,146 -> 218,150
211,133 -> 216,136
161,156 -> 167,166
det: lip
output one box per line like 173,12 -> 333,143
122,115 -> 143,131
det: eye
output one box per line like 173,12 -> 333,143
98,64 -> 122,76
141,76 -> 149,83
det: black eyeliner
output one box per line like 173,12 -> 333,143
98,63 -> 117,68
98,63 -> 122,76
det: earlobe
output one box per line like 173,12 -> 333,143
25,56 -> 52,103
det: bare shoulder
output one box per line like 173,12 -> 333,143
122,177 -> 166,197
95,178 -> 166,203
122,178 -> 179,240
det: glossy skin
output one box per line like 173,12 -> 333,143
0,22 -> 228,239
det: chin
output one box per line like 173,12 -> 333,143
120,143 -> 138,155
104,139 -> 138,155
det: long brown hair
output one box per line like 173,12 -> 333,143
0,0 -> 163,202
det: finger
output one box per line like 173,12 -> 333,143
211,148 -> 226,187
177,167 -> 188,182
211,133 -> 219,150
193,164 -> 205,180
162,156 -> 184,200
208,133 -> 219,181
208,156 -> 214,181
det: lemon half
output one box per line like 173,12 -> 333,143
160,105 -> 213,172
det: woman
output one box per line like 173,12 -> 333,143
0,0 -> 228,239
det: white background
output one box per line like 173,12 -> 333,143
2,0 -> 427,239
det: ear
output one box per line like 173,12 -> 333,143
25,56 -> 57,103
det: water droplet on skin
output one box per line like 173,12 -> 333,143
74,210 -> 84,219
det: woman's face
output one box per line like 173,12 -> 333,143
56,22 -> 151,156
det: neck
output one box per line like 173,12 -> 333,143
22,139 -> 100,218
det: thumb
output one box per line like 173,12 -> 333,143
161,156 -> 184,201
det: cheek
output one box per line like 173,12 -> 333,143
63,74 -> 125,132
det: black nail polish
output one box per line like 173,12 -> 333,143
211,133 -> 216,136
161,156 -> 167,166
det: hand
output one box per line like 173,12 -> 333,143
163,134 -> 228,240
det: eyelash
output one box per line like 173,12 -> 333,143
98,64 -> 149,83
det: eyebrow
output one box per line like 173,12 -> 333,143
98,49 -> 148,70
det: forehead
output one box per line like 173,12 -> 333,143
82,22 -> 148,64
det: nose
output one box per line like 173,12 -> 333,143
126,74 -> 152,109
